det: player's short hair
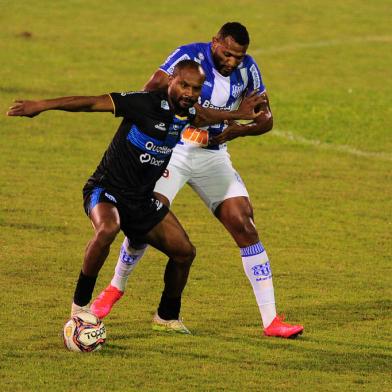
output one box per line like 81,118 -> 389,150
172,59 -> 205,78
217,22 -> 250,46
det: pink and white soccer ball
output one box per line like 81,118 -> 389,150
63,311 -> 106,352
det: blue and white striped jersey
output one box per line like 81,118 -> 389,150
160,42 -> 266,148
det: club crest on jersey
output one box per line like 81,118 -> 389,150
252,262 -> 272,281
161,100 -> 170,110
232,84 -> 244,99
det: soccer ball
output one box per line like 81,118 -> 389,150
63,311 -> 106,352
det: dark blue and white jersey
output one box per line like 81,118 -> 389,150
86,91 -> 195,200
160,42 -> 266,149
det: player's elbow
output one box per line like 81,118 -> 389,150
255,114 -> 273,135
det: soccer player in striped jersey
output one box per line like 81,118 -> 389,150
92,23 -> 304,338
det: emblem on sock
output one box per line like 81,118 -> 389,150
120,246 -> 138,265
251,261 -> 272,281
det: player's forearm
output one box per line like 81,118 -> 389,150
231,114 -> 273,137
6,95 -> 113,118
193,106 -> 251,127
36,95 -> 112,112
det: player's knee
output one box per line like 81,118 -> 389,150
173,241 -> 196,266
227,212 -> 258,240
95,222 -> 120,246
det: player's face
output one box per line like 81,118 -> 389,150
168,68 -> 205,113
211,35 -> 248,76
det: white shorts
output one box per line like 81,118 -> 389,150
154,143 -> 249,212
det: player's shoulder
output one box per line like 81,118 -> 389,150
239,53 -> 259,69
173,42 -> 210,62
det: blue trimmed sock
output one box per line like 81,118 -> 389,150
241,241 -> 277,328
111,237 -> 147,291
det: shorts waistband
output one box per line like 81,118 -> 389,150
177,140 -> 226,150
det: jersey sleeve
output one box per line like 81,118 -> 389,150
159,45 -> 193,75
109,92 -> 149,118
246,57 -> 266,94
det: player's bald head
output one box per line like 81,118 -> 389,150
172,60 -> 205,79
168,60 -> 205,114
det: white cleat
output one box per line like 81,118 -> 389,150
152,312 -> 191,335
70,302 -> 92,317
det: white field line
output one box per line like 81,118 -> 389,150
252,35 -> 392,55
272,130 -> 392,161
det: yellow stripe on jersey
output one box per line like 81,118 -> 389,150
108,94 -> 116,116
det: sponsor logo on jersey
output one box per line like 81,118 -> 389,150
120,91 -> 147,96
139,153 -> 165,166
201,100 -> 232,111
231,84 -> 244,98
204,81 -> 213,87
154,122 -> 166,131
161,100 -> 170,110
104,192 -> 117,203
252,261 -> 272,281
250,64 -> 261,89
145,141 -> 172,155
198,52 -> 205,61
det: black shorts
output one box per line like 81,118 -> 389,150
82,183 -> 169,240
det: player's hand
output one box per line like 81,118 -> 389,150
209,122 -> 243,145
235,90 -> 267,120
6,100 -> 43,117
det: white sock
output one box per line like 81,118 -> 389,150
241,241 -> 277,328
110,237 -> 147,292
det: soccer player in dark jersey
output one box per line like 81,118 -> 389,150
92,22 -> 304,338
7,60 -> 263,332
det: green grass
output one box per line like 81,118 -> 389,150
1,1 -> 391,391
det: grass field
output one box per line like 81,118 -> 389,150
1,1 -> 391,391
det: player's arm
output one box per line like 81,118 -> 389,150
143,70 -> 264,125
6,95 -> 114,118
192,90 -> 266,127
143,69 -> 169,92
209,92 -> 273,145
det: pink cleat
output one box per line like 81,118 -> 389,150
91,284 -> 124,319
263,315 -> 304,339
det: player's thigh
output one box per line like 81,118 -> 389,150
189,152 -> 249,212
89,202 -> 121,236
83,186 -> 121,234
144,210 -> 194,261
154,151 -> 191,204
